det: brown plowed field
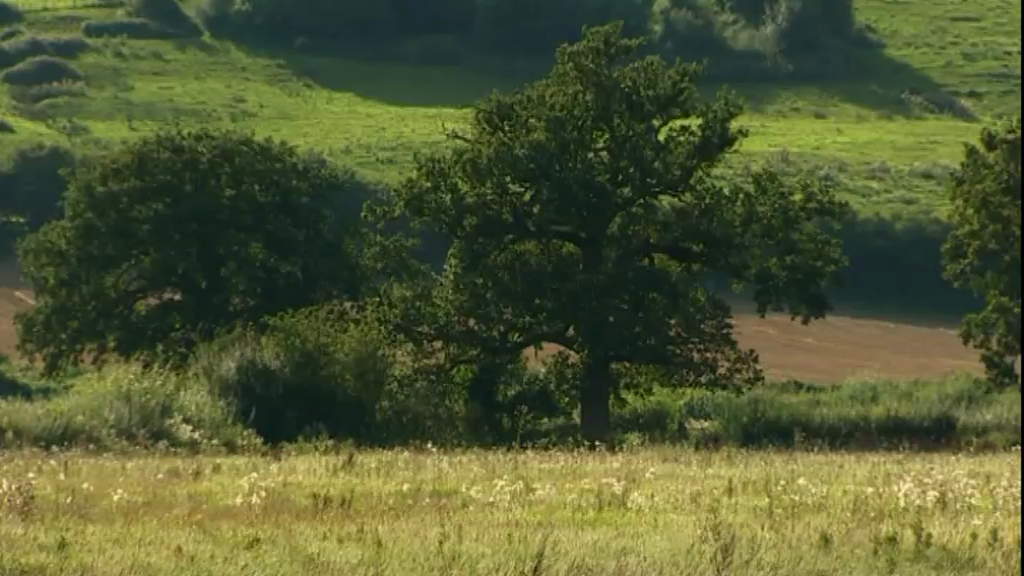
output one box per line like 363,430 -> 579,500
0,280 -> 984,382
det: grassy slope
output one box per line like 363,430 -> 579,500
0,0 -> 1020,219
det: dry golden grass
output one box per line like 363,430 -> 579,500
1,447 -> 1020,575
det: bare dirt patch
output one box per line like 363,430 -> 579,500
526,313 -> 983,383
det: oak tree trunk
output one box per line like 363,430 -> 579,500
579,353 -> 612,446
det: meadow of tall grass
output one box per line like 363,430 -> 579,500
1,446 -> 1020,575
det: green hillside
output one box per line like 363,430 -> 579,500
0,0 -> 1019,220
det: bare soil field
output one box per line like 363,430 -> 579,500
0,280 -> 982,381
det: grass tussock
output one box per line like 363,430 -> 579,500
0,34 -> 89,68
0,55 -> 84,85
0,362 -> 257,451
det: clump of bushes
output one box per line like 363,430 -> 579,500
0,117 -> 13,133
0,143 -> 76,238
0,25 -> 24,42
189,302 -> 469,445
126,0 -> 203,37
0,363 -> 257,451
81,18 -> 190,40
0,56 -> 85,86
0,1 -> 22,27
7,80 -> 87,104
612,374 -> 1021,449
0,35 -> 91,68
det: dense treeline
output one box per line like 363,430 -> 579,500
197,0 -> 858,59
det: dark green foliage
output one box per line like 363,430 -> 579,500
0,364 -> 255,451
0,25 -> 25,42
473,0 -> 655,56
7,80 -> 87,104
379,23 -> 848,444
200,0 -> 398,43
81,19 -> 190,40
190,302 -> 470,445
0,35 -> 90,68
199,0 -> 655,57
710,0 -> 856,53
0,143 -> 77,245
0,1 -> 22,27
761,0 -> 856,53
126,0 -> 203,37
943,120 -> 1021,388
0,56 -> 84,86
15,128 -> 370,375
191,304 -> 390,444
0,117 -> 13,133
611,375 -> 1021,449
830,214 -> 981,318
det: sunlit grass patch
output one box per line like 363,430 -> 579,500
0,448 -> 1020,575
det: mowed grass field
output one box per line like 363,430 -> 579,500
1,0 -> 1020,217
0,448 -> 1021,575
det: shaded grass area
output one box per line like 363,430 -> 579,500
0,448 -> 1020,575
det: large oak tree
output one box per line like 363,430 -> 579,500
943,119 -> 1021,388
380,22 -> 848,443
16,128 -> 369,374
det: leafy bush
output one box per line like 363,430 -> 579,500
612,375 -> 1021,449
0,117 -> 13,133
0,25 -> 25,42
0,143 -> 76,239
0,364 -> 256,450
759,0 -> 856,54
81,18 -> 189,39
190,304 -> 393,444
0,1 -> 22,27
0,35 -> 90,68
474,0 -> 656,56
0,56 -> 84,86
127,0 -> 203,36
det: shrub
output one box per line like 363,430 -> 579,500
0,35 -> 90,68
0,143 -> 76,234
0,117 -> 13,133
8,80 -> 87,104
190,304 -> 391,444
0,25 -> 24,42
191,302 -> 469,445
0,56 -> 84,86
0,363 -> 256,450
474,0 -> 657,56
81,18 -> 188,39
613,374 -> 1021,449
0,1 -> 22,27
202,0 -> 398,44
126,0 -> 203,37
759,0 -> 856,54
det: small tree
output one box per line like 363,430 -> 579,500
943,119 -> 1021,388
380,23 -> 848,444
16,128 -> 369,375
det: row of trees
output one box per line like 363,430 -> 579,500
13,24 -> 1021,445
197,0 -> 857,58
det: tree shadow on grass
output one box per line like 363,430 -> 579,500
227,30 -> 959,119
232,38 -> 541,108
